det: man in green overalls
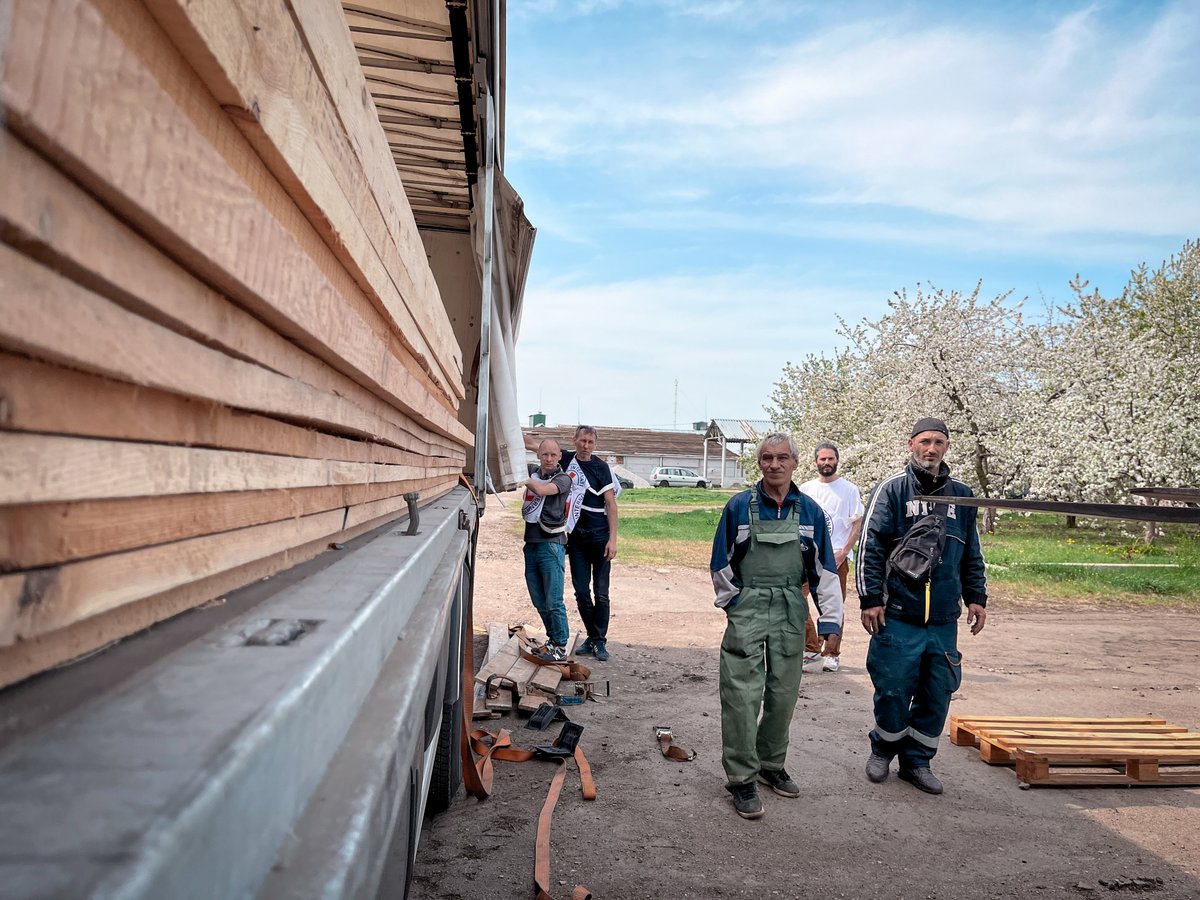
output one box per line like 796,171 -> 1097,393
710,434 -> 846,818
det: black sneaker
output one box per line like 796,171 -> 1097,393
592,639 -> 609,662
532,643 -> 567,663
726,782 -> 763,819
898,766 -> 943,794
865,753 -> 892,783
757,767 -> 800,797
579,637 -> 596,656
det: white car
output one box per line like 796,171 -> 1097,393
650,466 -> 707,488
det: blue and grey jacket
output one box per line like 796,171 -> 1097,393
709,481 -> 845,636
855,461 -> 988,624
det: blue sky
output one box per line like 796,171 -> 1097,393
503,0 -> 1200,431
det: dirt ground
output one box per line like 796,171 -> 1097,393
411,495 -> 1200,900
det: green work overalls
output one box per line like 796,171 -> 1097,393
719,494 -> 809,786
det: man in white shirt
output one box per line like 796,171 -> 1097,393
800,442 -> 864,673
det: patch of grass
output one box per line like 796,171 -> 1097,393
980,513 -> 1200,604
619,487 -> 738,507
615,507 -> 723,567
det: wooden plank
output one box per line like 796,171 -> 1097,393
143,0 -> 464,399
0,243 -> 459,459
474,636 -> 522,686
484,688 -> 514,712
472,624 -> 509,717
528,631 -> 583,695
1014,750 -> 1200,787
518,690 -> 556,714
0,486 -> 456,645
1,0 -> 471,443
0,132 -> 465,458
0,476 -> 456,571
0,433 -> 458,505
950,715 -> 1166,745
0,353 -> 459,469
0,485 -> 455,689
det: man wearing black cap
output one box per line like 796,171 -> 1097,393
855,417 -> 988,794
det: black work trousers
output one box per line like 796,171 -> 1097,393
567,537 -> 611,641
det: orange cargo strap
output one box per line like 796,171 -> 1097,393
655,726 -> 697,761
463,727 -> 595,900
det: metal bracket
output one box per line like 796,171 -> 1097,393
404,492 -> 420,535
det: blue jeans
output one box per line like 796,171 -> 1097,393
866,617 -> 963,769
567,538 -> 610,641
524,542 -> 569,646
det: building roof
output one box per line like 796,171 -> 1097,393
524,426 -> 738,459
706,419 -> 780,443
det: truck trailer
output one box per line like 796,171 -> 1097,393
0,0 -> 530,896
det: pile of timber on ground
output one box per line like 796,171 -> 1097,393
0,0 -> 472,688
473,625 -> 584,717
950,715 -> 1200,787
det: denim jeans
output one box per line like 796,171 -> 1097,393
567,538 -> 611,641
524,541 -> 569,646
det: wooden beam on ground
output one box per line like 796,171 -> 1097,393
143,0 -> 464,400
1,0 -> 471,442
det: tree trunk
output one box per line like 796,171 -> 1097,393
1065,515 -> 1077,529
1143,499 -> 1158,546
983,505 -> 997,534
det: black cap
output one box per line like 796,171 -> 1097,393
911,417 -> 949,438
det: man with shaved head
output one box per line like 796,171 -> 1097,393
521,439 -> 573,661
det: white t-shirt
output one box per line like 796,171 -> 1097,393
800,477 -> 864,553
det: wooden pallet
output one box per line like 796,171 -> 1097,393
950,715 -> 1200,787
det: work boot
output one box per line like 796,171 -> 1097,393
757,767 -> 800,798
898,766 -> 943,795
726,782 -> 763,819
865,753 -> 892,783
579,637 -> 596,656
592,639 -> 609,662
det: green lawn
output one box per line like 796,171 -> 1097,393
618,487 -> 737,507
980,513 -> 1200,603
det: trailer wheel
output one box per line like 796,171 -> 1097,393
426,694 -> 463,815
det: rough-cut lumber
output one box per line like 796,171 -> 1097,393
473,625 -> 509,719
0,132 -> 464,459
143,0 -> 464,399
0,486 -> 459,645
0,353 -> 460,469
0,476 -> 455,571
1,0 -> 471,442
0,483 -> 456,690
949,715 -> 1168,746
0,433 -> 457,506
474,636 -> 522,686
0,243 -> 461,458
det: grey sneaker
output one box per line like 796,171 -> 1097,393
727,782 -> 763,819
898,767 -> 943,794
592,639 -> 609,662
533,643 -> 567,663
757,767 -> 800,798
865,753 -> 892,783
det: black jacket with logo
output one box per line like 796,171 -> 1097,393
855,461 -> 988,624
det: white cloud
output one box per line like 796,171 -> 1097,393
508,2 -> 1200,238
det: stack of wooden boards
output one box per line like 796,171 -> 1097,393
0,0 -> 474,688
950,715 -> 1200,787
473,625 -> 583,717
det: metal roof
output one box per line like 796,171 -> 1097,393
705,419 -> 780,443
